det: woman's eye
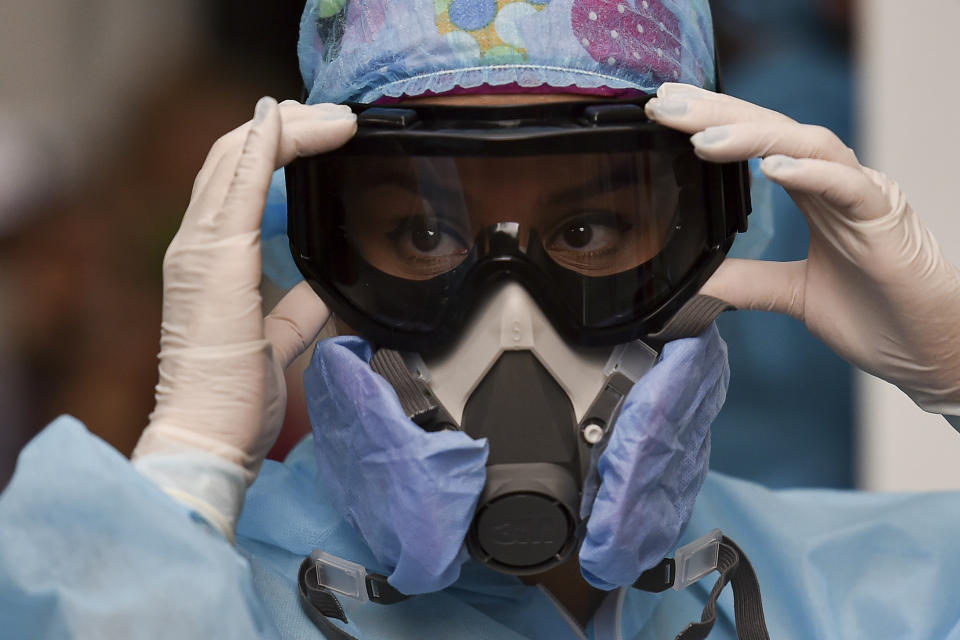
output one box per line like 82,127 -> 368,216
408,218 -> 446,253
389,215 -> 469,258
548,214 -> 625,254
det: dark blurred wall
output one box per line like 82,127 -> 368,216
0,2 -> 309,488
204,0 -> 307,100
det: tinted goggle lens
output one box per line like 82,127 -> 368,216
338,151 -> 685,280
285,103 -> 747,350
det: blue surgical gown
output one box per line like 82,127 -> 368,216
3,416 -> 960,639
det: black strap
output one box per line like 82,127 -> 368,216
300,535 -> 768,640
364,573 -> 409,605
297,557 -> 410,640
673,537 -> 770,640
632,557 -> 676,593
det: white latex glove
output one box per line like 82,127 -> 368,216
132,98 -> 357,536
645,83 -> 960,417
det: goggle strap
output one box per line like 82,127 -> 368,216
648,294 -> 733,343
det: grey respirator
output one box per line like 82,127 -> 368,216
372,282 -> 658,574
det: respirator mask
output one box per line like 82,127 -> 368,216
286,98 -> 750,575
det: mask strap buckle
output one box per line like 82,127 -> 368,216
298,551 -> 411,640
306,550 -> 410,605
631,529 -> 722,593
672,528 -> 723,591
308,551 -> 371,603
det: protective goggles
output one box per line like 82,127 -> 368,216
286,98 -> 750,353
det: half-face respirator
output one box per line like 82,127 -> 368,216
286,98 -> 750,575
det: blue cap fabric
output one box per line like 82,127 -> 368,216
298,0 -> 715,104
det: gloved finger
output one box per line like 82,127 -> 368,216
657,83 -> 795,119
698,257 -> 807,319
208,96 -> 283,235
274,108 -> 358,167
690,122 -> 860,169
186,112 -> 357,228
761,155 -> 894,222
264,281 -> 331,369
656,82 -> 728,101
161,97 -> 283,320
646,84 -> 793,134
191,101 -> 352,200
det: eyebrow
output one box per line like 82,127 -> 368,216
542,161 -> 649,209
364,166 -> 465,202
352,166 -> 475,236
358,158 -> 654,225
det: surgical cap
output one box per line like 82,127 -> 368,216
298,0 -> 716,104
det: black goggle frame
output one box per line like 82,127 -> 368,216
285,98 -> 750,353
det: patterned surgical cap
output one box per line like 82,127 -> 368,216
298,0 -> 715,103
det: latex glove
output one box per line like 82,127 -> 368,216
304,336 -> 489,595
645,83 -> 960,416
579,325 -> 728,589
132,98 -> 357,536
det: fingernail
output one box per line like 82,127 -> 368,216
253,96 -> 277,125
762,155 -> 798,173
659,83 -> 704,98
311,102 -> 352,112
312,103 -> 355,120
691,126 -> 728,147
648,97 -> 688,118
324,112 -> 357,122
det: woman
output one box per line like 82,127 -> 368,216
3,0 -> 960,637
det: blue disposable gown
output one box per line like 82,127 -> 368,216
3,416 -> 960,639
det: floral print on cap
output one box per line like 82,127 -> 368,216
298,0 -> 714,103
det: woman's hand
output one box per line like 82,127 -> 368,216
132,98 -> 356,535
646,83 -> 960,416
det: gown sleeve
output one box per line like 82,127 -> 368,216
0,416 -> 280,640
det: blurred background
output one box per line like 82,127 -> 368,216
2,0 -> 958,492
